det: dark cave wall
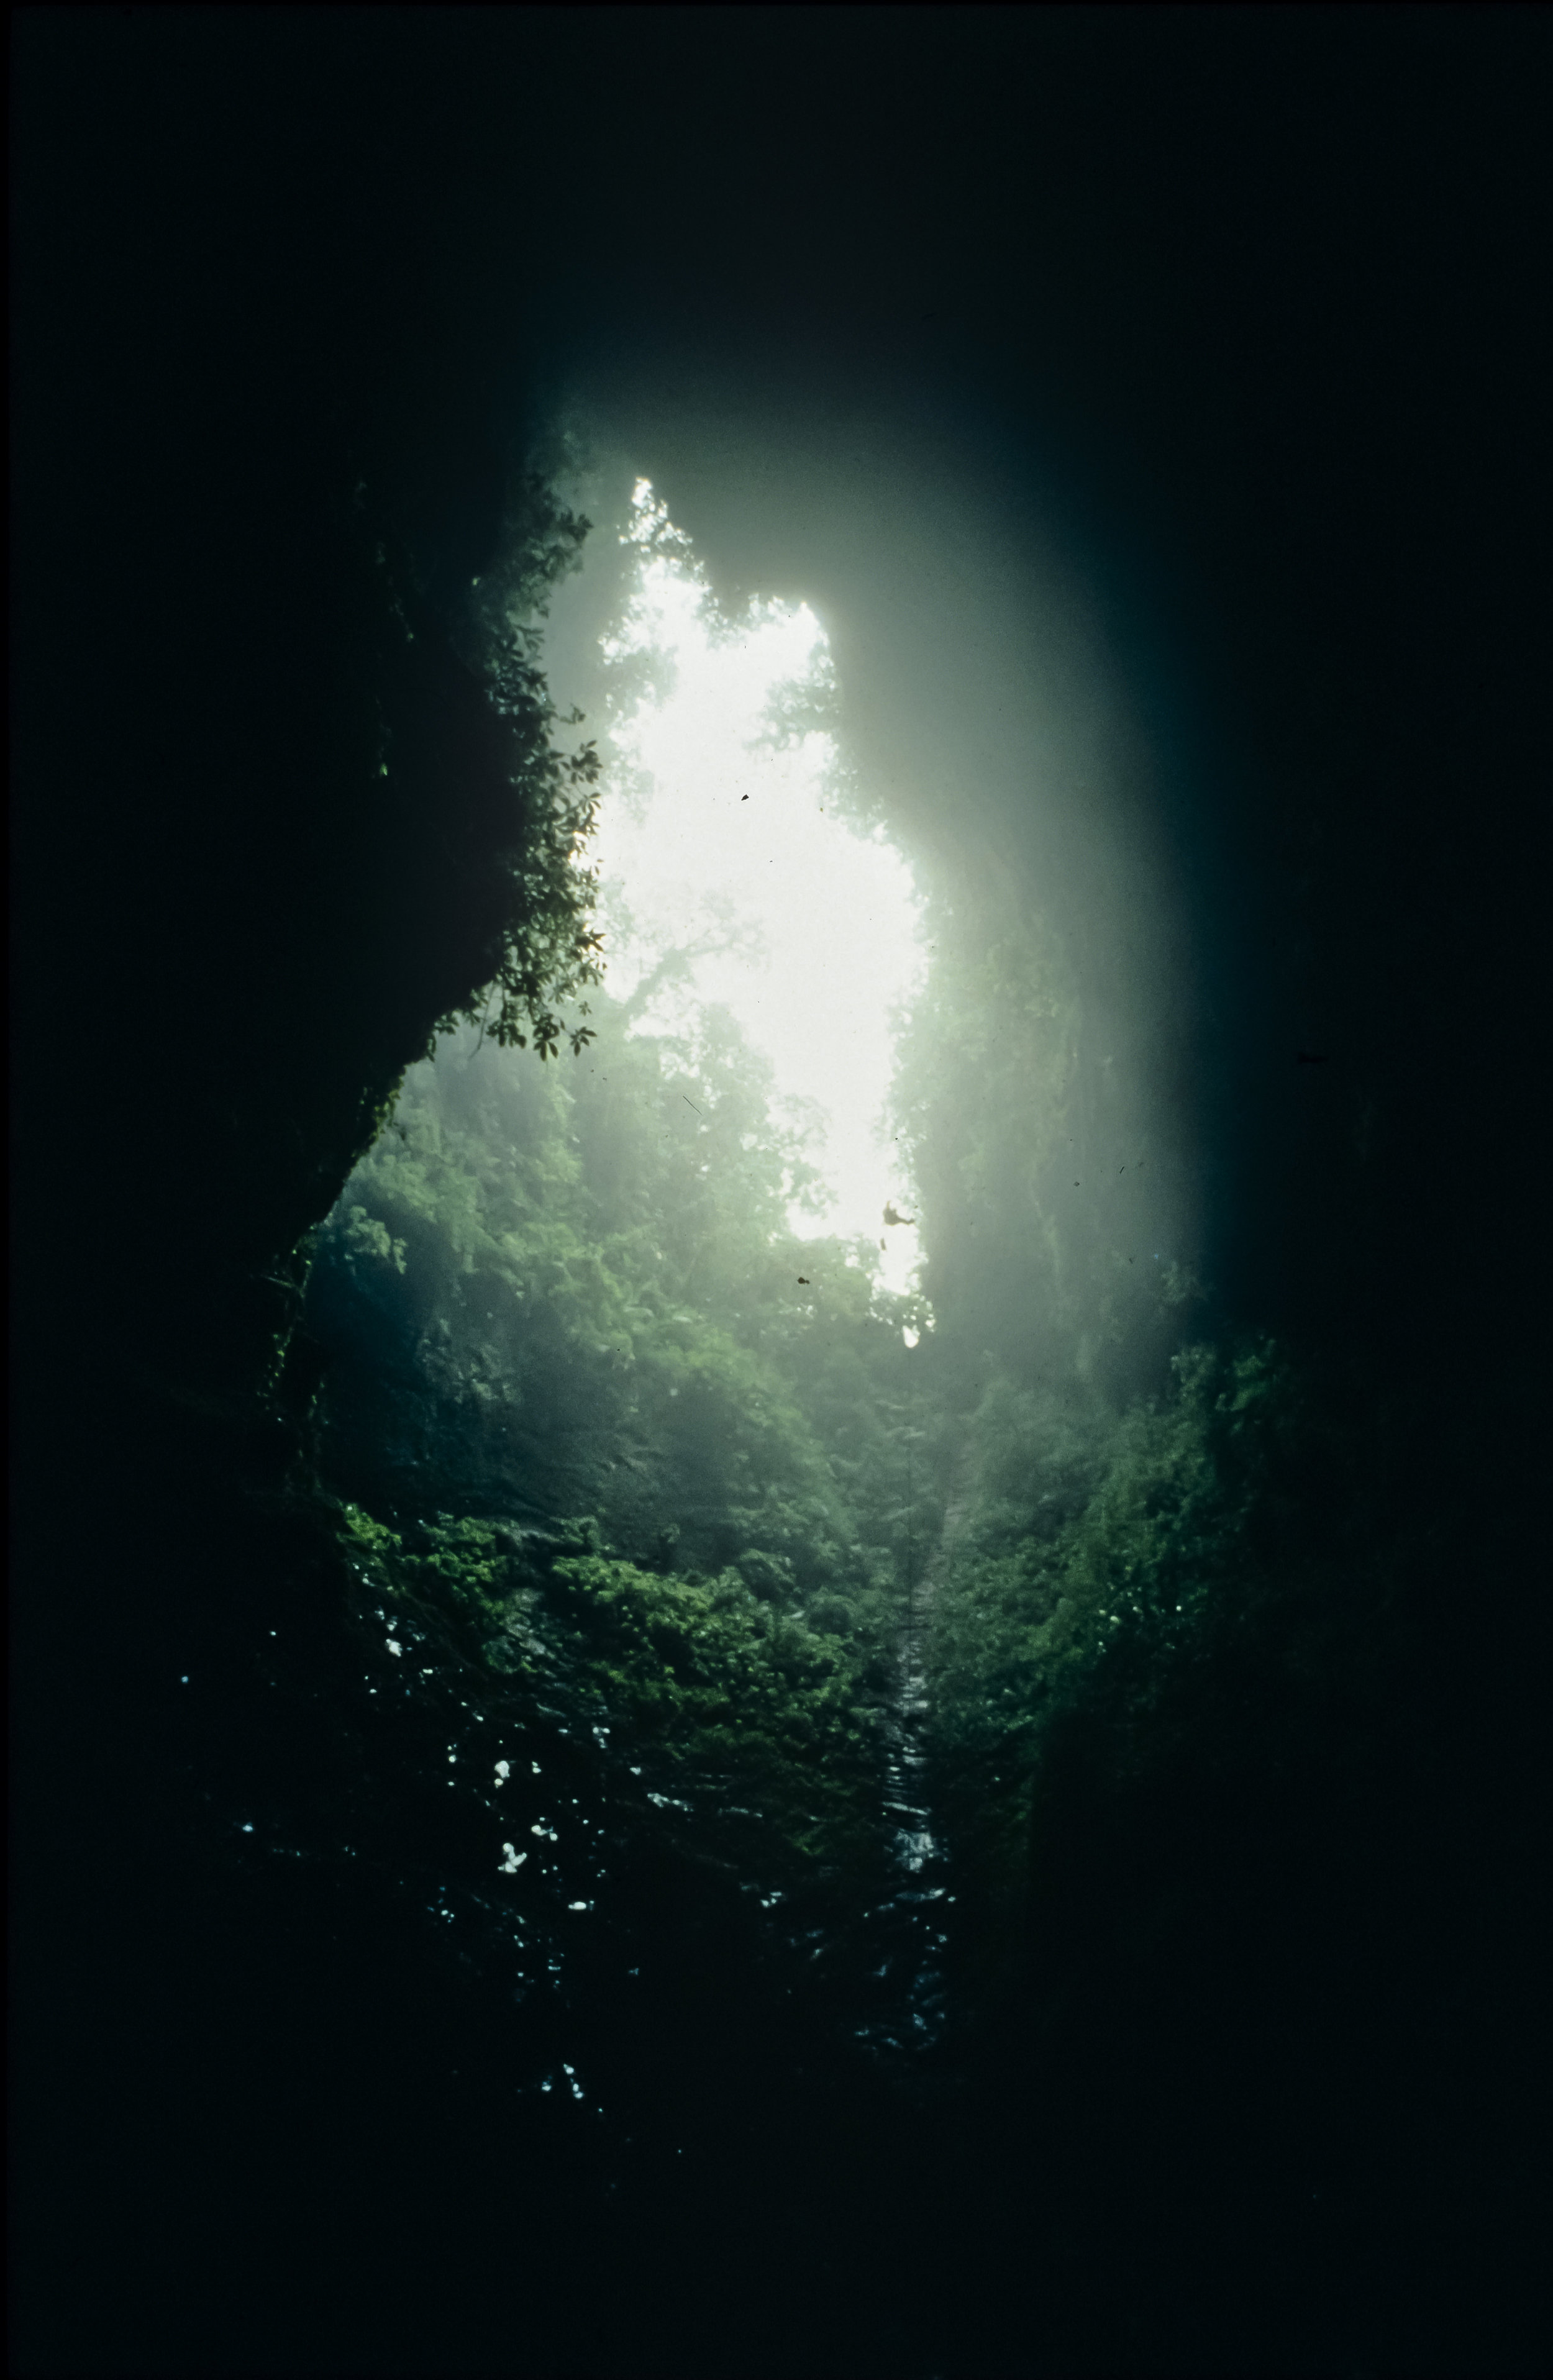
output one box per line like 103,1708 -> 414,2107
12,12 -> 539,1395
11,14 -> 1551,2378
18,11 -> 1547,1410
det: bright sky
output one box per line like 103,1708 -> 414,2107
589,482 -> 925,1297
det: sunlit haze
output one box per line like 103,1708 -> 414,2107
590,483 -> 925,1297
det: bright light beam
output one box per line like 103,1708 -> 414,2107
591,483 -> 924,1296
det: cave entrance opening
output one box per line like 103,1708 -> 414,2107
579,478 -> 927,1315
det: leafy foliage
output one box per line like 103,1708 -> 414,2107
304,745 -> 1321,2037
890,925 -> 1077,1375
300,488 -> 1398,2114
437,478 -> 607,1061
309,988 -> 929,1609
339,1502 -> 885,1884
921,1335 -> 1400,1963
304,986 -> 943,1904
890,915 -> 1195,1399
